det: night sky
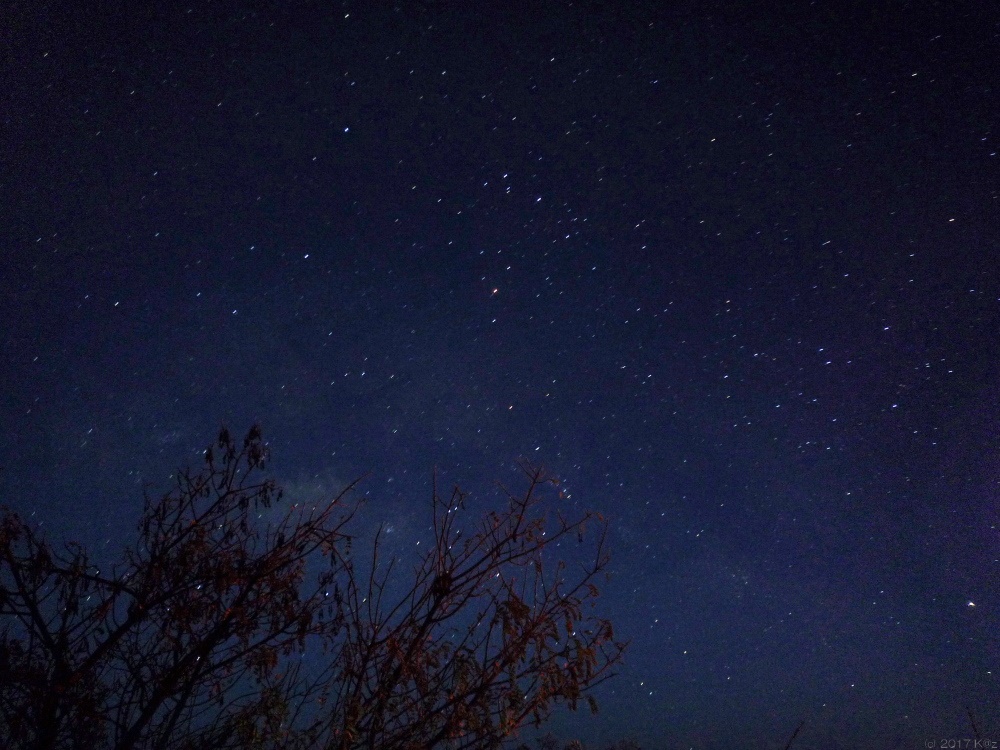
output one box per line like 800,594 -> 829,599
2,2 -> 999,747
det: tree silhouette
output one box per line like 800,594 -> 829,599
0,426 -> 626,750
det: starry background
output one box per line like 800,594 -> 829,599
2,1 -> 999,747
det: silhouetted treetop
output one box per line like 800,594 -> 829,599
0,425 -> 627,750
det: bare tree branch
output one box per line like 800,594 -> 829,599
0,427 -> 627,750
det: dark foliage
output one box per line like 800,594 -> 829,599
0,426 -> 626,750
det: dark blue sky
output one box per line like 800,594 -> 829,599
2,2 -> 999,747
